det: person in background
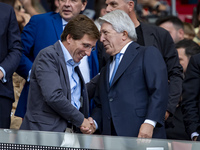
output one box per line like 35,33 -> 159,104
137,0 -> 170,20
0,0 -> 33,129
182,52 -> 200,141
166,39 -> 200,140
176,39 -> 200,74
19,0 -> 40,16
87,10 -> 168,138
183,22 -> 196,40
94,0 -> 107,30
0,2 -> 22,129
156,16 -> 184,43
193,2 -> 200,45
15,0 -> 89,119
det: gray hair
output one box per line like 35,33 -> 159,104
124,0 -> 137,9
98,10 -> 137,41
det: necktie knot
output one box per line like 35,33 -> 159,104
67,59 -> 75,66
115,53 -> 121,60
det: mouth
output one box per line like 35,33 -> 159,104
104,44 -> 109,50
63,10 -> 72,14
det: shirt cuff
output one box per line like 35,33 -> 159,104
0,66 -> 7,83
144,119 -> 157,127
27,70 -> 31,82
191,132 -> 199,140
93,120 -> 98,130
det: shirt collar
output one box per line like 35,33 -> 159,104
62,18 -> 68,26
59,40 -> 80,67
119,41 -> 133,55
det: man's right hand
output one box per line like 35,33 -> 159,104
80,117 -> 96,134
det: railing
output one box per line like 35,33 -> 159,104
0,129 -> 200,150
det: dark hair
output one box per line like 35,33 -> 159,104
61,14 -> 100,41
128,0 -> 137,10
94,0 -> 106,19
132,0 -> 137,9
155,16 -> 183,30
175,39 -> 200,57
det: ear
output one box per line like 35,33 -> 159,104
127,1 -> 135,12
178,28 -> 185,40
122,31 -> 129,41
66,34 -> 72,44
81,1 -> 87,11
100,8 -> 107,17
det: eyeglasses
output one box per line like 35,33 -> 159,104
82,43 -> 96,51
15,5 -> 24,11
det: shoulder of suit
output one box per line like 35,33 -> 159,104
192,53 -> 200,61
0,2 -> 12,9
141,22 -> 168,35
31,11 -> 59,21
0,2 -> 13,12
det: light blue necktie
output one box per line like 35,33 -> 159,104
110,53 -> 121,86
68,59 -> 79,109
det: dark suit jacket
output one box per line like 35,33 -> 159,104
182,53 -> 200,137
93,23 -> 183,116
20,41 -> 89,132
92,42 -> 168,138
140,23 -> 183,115
0,3 -> 21,100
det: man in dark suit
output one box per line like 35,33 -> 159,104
96,0 -> 183,122
15,0 -> 100,118
182,53 -> 200,141
88,10 -> 168,138
20,14 -> 100,132
0,2 -> 22,128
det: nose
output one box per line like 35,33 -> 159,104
106,5 -> 112,13
100,34 -> 105,43
85,49 -> 91,56
20,6 -> 25,13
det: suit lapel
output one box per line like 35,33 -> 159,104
75,66 -> 89,117
54,41 -> 71,99
106,58 -> 112,91
52,13 -> 63,40
110,42 -> 140,87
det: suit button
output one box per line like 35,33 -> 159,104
109,98 -> 113,102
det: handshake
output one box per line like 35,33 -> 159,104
80,117 -> 96,134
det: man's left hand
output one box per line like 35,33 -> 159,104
138,123 -> 154,138
80,117 -> 96,134
165,111 -> 170,120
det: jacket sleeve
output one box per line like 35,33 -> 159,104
0,6 -> 21,80
16,16 -> 38,79
159,29 -> 183,115
144,46 -> 168,127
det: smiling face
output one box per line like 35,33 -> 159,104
58,0 -> 87,22
100,22 -> 124,56
66,34 -> 97,63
